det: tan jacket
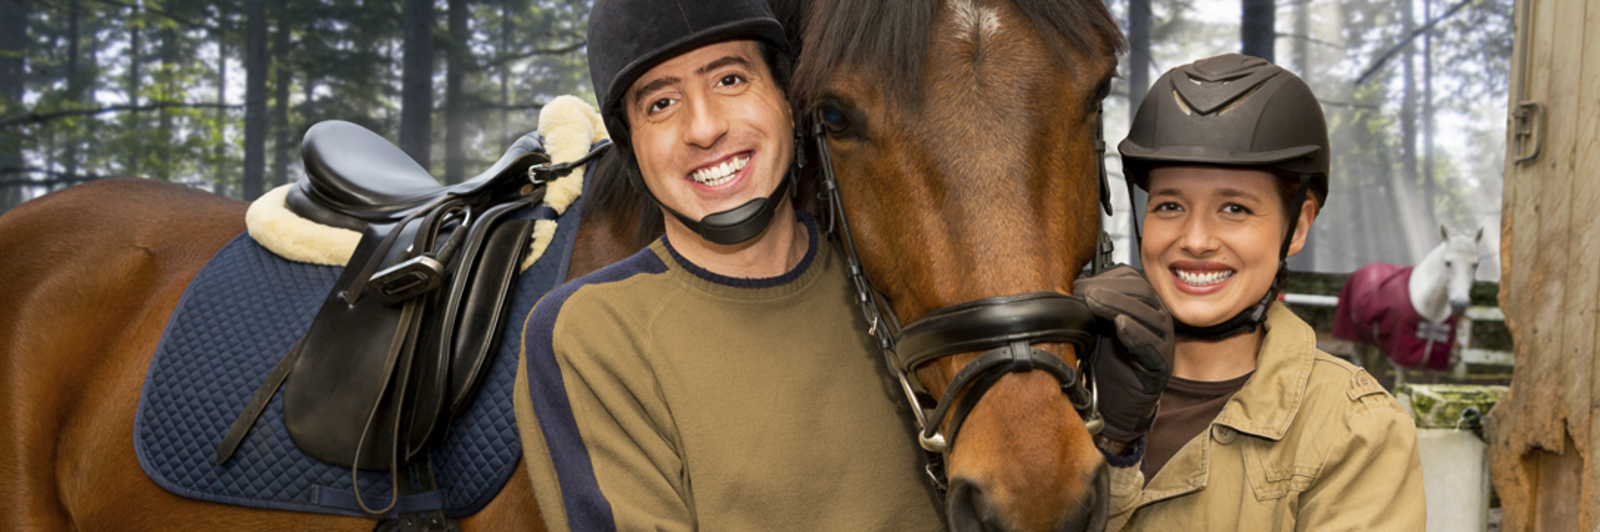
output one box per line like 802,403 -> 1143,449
1108,302 -> 1426,531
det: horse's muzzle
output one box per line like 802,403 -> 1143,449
947,462 -> 1109,532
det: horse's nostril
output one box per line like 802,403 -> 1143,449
948,479 -> 1004,532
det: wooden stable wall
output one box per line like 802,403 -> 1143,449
1488,0 -> 1600,530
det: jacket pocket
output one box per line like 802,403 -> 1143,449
1241,436 -> 1314,502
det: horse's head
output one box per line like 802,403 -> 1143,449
1441,225 -> 1484,316
779,0 -> 1123,529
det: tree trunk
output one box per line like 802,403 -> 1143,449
214,13 -> 229,196
64,0 -> 83,184
1400,0 -> 1422,259
1127,0 -> 1151,116
270,0 -> 290,189
243,0 -> 268,200
1125,0 -> 1152,270
400,0 -> 435,171
0,0 -> 25,212
157,25 -> 175,182
126,1 -> 144,177
1422,0 -> 1437,225
444,0 -> 467,183
1241,0 -> 1275,62
499,0 -> 510,152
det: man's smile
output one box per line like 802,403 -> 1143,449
689,153 -> 751,188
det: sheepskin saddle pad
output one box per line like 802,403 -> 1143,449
134,96 -> 605,518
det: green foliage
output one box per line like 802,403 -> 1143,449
2,0 -> 593,200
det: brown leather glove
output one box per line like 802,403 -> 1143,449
1073,265 -> 1175,448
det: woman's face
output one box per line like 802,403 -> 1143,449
1139,166 -> 1316,328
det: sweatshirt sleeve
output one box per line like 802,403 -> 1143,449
516,283 -> 693,532
1294,381 -> 1427,531
1102,439 -> 1147,532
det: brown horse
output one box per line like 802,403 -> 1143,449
0,0 -> 1122,530
776,0 -> 1123,530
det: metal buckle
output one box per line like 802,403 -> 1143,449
896,370 -> 949,454
369,255 -> 445,304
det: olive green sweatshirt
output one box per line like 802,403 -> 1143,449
514,216 -> 945,531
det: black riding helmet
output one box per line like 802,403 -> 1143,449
1118,54 -> 1330,340
588,0 -> 796,245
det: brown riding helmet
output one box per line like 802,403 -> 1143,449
1119,54 -> 1329,208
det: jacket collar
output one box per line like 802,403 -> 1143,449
1210,301 -> 1317,441
1137,302 -> 1318,502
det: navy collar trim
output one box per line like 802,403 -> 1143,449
661,211 -> 819,289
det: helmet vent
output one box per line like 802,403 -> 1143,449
1175,67 -> 1278,115
1171,89 -> 1193,116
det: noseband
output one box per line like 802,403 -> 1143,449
810,108 -> 1116,491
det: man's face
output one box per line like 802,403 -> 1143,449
625,40 -> 794,221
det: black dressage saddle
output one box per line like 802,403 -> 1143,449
216,120 -> 587,520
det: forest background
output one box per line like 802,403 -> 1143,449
0,0 -> 1514,277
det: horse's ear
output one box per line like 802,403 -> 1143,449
1475,227 -> 1484,243
1440,225 -> 1450,241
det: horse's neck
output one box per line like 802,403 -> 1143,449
1408,245 -> 1451,323
564,197 -> 662,282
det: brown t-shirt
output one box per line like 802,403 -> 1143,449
1142,372 -> 1255,484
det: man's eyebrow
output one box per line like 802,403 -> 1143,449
697,55 -> 753,76
630,76 -> 682,110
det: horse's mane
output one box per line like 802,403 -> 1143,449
586,148 -> 666,249
772,0 -> 1126,109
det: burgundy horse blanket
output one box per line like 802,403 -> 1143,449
1332,262 -> 1455,370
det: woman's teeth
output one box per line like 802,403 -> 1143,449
692,155 -> 749,186
1176,269 -> 1235,286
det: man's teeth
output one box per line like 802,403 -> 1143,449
692,155 -> 749,186
1176,269 -> 1235,286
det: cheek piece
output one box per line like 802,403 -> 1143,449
1158,175 -> 1311,341
624,128 -> 803,246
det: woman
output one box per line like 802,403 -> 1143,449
1077,54 -> 1426,530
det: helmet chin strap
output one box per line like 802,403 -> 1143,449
1171,175 -> 1311,341
661,173 -> 794,245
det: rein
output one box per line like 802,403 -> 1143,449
810,107 -> 1117,492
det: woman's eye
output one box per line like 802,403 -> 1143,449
1221,203 -> 1253,215
1152,202 -> 1181,212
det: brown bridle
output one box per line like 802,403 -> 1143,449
810,108 -> 1117,493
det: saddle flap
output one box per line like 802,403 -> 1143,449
403,205 -> 536,460
284,219 -> 426,469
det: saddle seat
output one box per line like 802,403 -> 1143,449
286,120 -> 550,232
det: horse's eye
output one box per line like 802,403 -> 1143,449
1094,81 -> 1111,101
819,106 -> 851,135
1445,260 -> 1453,268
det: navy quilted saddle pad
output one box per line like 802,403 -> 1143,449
134,193 -> 585,519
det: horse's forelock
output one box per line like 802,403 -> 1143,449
785,0 -> 1124,110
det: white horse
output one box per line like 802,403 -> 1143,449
1410,226 -> 1485,324
1334,225 -> 1484,383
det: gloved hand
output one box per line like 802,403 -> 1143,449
1073,265 -> 1175,451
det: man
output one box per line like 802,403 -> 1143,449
511,0 -> 946,530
